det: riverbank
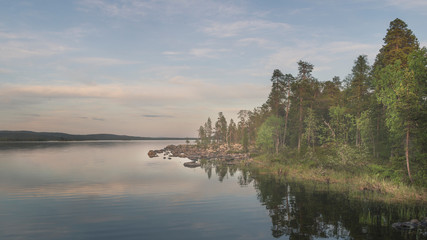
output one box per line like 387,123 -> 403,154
246,156 -> 427,204
149,143 -> 427,204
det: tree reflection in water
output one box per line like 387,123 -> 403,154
200,161 -> 427,240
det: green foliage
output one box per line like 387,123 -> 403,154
227,118 -> 237,145
373,18 -> 419,70
266,69 -> 286,116
302,108 -> 319,149
204,117 -> 213,144
328,106 -> 355,144
357,110 -> 376,153
197,18 -> 427,188
214,112 -> 227,143
323,144 -> 369,172
256,115 -> 282,154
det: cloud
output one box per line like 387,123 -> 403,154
92,117 -> 105,121
78,0 -> 151,18
324,41 -> 378,54
0,76 -> 267,108
162,51 -> 183,56
0,68 -> 13,74
203,20 -> 291,38
263,40 -> 379,78
21,113 -> 41,117
162,48 -> 230,59
189,48 -> 229,58
58,26 -> 96,40
79,0 -> 244,19
0,41 -> 71,59
0,84 -> 193,103
142,114 -> 174,118
73,57 -> 140,66
0,80 -> 267,137
384,0 -> 427,9
236,38 -> 273,48
0,30 -> 73,60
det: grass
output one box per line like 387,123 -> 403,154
243,154 -> 427,204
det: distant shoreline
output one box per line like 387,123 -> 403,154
0,131 -> 196,142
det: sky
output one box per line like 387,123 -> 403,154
1,0 -> 426,137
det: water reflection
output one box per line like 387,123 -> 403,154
1,142 -> 426,240
199,161 -> 427,240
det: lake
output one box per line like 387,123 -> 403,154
0,141 -> 425,240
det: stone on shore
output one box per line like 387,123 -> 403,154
148,149 -> 164,158
183,161 -> 201,168
149,143 -> 250,164
147,150 -> 158,158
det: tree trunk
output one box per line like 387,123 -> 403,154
371,131 -> 375,157
283,97 -> 290,147
283,109 -> 289,146
324,120 -> 336,143
376,114 -> 380,158
406,126 -> 413,183
298,97 -> 303,154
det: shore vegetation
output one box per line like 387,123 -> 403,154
194,18 -> 427,203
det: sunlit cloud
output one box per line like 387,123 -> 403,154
0,84 -> 195,102
0,79 -> 267,106
0,41 -> 72,59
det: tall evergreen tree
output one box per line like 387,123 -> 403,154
282,73 -> 295,147
267,69 -> 285,116
227,118 -> 237,145
198,125 -> 206,146
347,55 -> 371,146
372,18 -> 422,182
373,18 -> 419,70
215,112 -> 228,143
293,60 -> 316,153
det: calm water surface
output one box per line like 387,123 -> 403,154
0,141 -> 425,240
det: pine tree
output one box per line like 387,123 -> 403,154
347,55 -> 371,146
266,69 -> 285,116
373,18 -> 419,70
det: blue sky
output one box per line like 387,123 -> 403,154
1,0 -> 426,137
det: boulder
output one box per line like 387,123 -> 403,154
147,150 -> 158,158
183,161 -> 201,168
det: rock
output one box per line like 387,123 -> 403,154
151,143 -> 248,164
392,222 -> 415,230
148,150 -> 158,158
188,155 -> 200,161
183,161 -> 201,168
392,218 -> 427,230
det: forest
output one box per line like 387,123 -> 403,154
196,18 -> 427,189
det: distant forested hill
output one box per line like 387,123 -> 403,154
0,131 -> 193,141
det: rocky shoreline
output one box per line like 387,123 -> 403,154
148,144 -> 250,167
